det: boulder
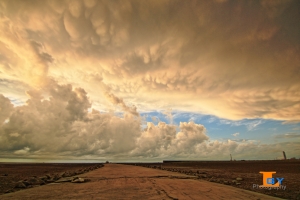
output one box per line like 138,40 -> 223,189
28,177 -> 45,185
22,181 -> 31,186
223,180 -> 229,184
236,177 -> 243,181
45,174 -> 51,179
71,177 -> 85,183
61,171 -> 69,177
39,176 -> 48,181
15,181 -> 26,188
76,170 -> 82,174
53,174 -> 61,180
55,177 -> 73,183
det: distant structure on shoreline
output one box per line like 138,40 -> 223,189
283,151 -> 287,160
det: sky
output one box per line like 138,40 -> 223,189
0,0 -> 299,162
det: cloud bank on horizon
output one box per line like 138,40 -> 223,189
0,0 -> 299,161
1,85 -> 298,161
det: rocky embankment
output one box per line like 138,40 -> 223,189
135,164 -> 244,185
133,163 -> 300,200
1,164 -> 104,194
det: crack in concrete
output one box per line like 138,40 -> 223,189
148,179 -> 176,200
160,188 -> 179,200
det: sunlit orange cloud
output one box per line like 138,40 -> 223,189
0,0 -> 299,121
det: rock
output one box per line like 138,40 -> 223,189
71,177 -> 85,183
236,177 -> 243,181
236,182 -> 241,185
53,174 -> 61,180
223,180 -> 229,184
28,177 -> 45,185
232,180 -> 237,183
22,181 -> 31,186
39,176 -> 48,181
55,177 -> 73,183
15,181 -> 26,188
45,174 -> 51,179
61,172 -> 68,177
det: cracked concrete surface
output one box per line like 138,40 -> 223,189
1,164 -> 281,199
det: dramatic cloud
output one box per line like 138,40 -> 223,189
0,0 -> 299,161
0,83 -> 298,160
0,94 -> 14,124
105,92 -> 139,117
1,0 -> 299,121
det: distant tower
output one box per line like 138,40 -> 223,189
230,154 -> 232,161
282,151 -> 287,160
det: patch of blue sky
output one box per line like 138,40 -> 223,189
140,111 -> 170,125
8,97 -> 26,106
140,111 -> 300,144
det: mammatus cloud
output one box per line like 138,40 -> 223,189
0,1 -> 299,161
0,83 -> 298,161
0,0 -> 299,121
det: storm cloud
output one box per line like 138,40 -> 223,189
1,0 -> 299,120
0,83 -> 298,160
0,0 -> 299,160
